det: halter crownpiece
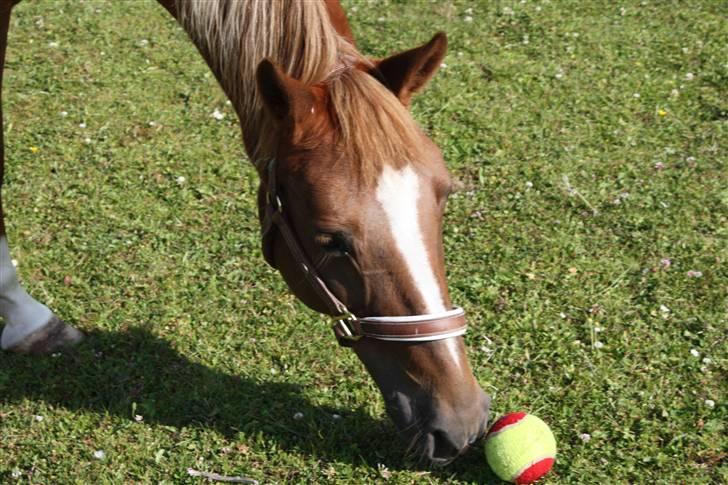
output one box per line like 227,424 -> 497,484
261,159 -> 468,347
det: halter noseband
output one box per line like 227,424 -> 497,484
260,159 -> 468,347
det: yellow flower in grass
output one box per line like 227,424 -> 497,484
29,146 -> 39,153
658,109 -> 668,117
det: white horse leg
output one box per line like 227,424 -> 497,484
0,236 -> 49,346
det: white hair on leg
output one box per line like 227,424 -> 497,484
0,236 -> 53,349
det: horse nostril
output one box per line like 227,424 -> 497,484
429,429 -> 466,463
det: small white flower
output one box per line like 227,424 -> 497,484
11,469 -> 21,478
440,63 -> 447,69
682,47 -> 689,54
704,399 -> 715,409
148,121 -> 156,127
579,432 -> 591,442
620,7 -> 627,16
48,41 -> 59,48
270,367 -> 278,374
503,7 -> 514,15
79,122 -> 86,129
702,357 -> 712,365
293,412 -> 304,420
522,34 -> 529,45
176,176 -> 186,185
84,137 -> 92,144
11,258 -> 18,267
138,39 -> 149,47
559,312 -> 567,319
690,348 -> 700,358
465,7 -> 473,14
464,15 -> 473,22
593,341 -> 604,349
34,415 -> 44,422
686,156 -> 696,163
377,16 -> 386,22
525,181 -> 533,188
685,72 -> 694,81
211,108 -> 225,121
687,270 -> 703,278
60,110 -> 68,117
555,70 -> 564,80
670,88 -> 680,97
332,414 -> 342,420
594,326 -> 602,333
535,5 -> 542,11
93,450 -> 106,460
633,93 -> 641,98
134,414 -> 143,422
659,304 -> 670,313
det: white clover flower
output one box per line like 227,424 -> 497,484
60,110 -> 68,117
84,137 -> 92,144
525,181 -> 533,188
704,399 -> 715,409
293,412 -> 304,420
93,450 -> 106,460
48,41 -> 59,48
11,258 -> 18,267
176,176 -> 186,185
690,349 -> 700,358
579,432 -> 591,442
440,63 -> 448,69
211,108 -> 225,121
686,156 -> 696,163
34,415 -> 44,422
702,357 -> 712,365
593,341 -> 604,349
139,39 -> 149,47
685,72 -> 694,81
633,93 -> 641,98
503,7 -> 514,15
332,414 -> 342,420
464,16 -> 473,22
134,414 -> 143,422
11,469 -> 21,478
687,270 -> 703,278
79,122 -> 86,129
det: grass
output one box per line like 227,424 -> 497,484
0,0 -> 725,483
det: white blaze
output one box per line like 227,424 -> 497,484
375,165 -> 446,314
0,236 -> 53,349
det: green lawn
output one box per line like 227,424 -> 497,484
1,0 -> 725,483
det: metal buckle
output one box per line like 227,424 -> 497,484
332,313 -> 360,342
267,192 -> 283,212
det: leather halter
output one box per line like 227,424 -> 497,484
260,159 -> 468,347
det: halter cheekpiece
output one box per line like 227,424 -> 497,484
260,159 -> 468,347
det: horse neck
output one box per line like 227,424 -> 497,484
168,0 -> 358,164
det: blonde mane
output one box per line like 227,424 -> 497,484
177,0 -> 422,178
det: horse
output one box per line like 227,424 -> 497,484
0,0 -> 490,466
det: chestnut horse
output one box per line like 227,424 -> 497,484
0,0 -> 489,465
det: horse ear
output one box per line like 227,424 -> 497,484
256,59 -> 314,125
371,32 -> 447,106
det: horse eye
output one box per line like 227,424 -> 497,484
315,232 -> 352,255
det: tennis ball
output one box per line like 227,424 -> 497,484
484,412 -> 556,484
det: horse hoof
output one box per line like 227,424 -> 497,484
6,315 -> 84,354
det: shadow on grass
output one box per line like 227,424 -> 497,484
0,327 -> 498,483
